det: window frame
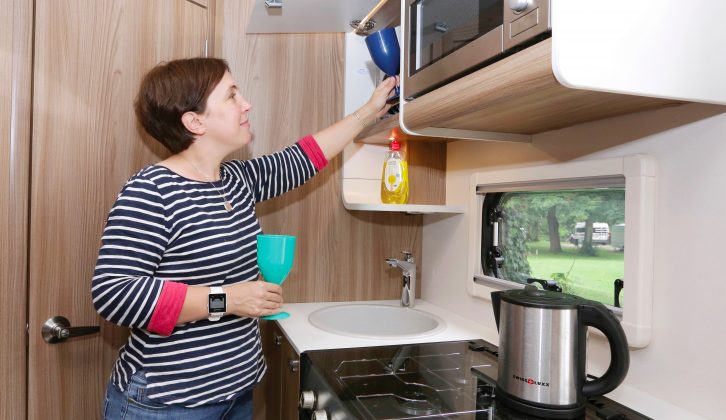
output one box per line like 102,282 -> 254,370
479,180 -> 626,306
467,155 -> 655,348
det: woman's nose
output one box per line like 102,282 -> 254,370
238,96 -> 252,113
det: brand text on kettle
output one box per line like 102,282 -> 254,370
513,374 -> 550,387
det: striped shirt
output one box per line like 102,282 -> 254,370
91,136 -> 326,407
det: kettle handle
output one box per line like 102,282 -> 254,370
579,302 -> 630,397
490,291 -> 503,331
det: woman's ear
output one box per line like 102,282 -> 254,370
181,111 -> 206,136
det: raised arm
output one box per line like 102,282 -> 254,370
313,77 -> 398,160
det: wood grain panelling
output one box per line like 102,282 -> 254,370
406,140 -> 446,205
0,1 -> 32,419
404,38 -> 682,134
221,0 -> 423,306
28,1 -> 210,419
356,38 -> 682,143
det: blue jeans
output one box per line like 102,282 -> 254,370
102,370 -> 253,420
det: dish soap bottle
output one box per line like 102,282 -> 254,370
380,139 -> 409,204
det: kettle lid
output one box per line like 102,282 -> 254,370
500,288 -> 585,309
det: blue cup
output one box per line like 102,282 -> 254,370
365,27 -> 400,76
365,27 -> 400,102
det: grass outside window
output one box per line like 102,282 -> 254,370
525,241 -> 624,305
483,188 -> 625,308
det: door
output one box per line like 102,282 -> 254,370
0,1 -> 32,419
26,1 -> 210,419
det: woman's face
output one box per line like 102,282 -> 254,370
201,71 -> 252,148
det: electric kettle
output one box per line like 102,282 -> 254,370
491,288 -> 629,419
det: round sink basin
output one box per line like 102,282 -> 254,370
308,304 -> 446,339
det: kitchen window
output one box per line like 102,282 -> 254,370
467,155 -> 656,348
479,184 -> 625,309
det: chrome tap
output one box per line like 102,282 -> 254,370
386,251 -> 416,308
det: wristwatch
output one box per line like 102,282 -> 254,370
207,286 -> 227,321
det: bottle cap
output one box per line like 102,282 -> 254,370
389,139 -> 401,151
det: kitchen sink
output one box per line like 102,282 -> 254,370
307,304 -> 446,339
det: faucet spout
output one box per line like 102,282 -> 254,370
386,258 -> 415,273
386,252 -> 416,308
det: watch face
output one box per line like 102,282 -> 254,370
208,293 -> 226,313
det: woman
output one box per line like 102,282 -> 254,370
92,57 -> 396,419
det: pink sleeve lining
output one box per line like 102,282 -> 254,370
297,134 -> 328,171
147,281 -> 188,336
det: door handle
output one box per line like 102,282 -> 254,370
42,316 -> 100,344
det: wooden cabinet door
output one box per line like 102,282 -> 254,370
256,321 -> 301,420
26,1 -> 210,419
281,336 -> 302,420
256,321 -> 283,420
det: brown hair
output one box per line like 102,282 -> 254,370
134,57 -> 230,153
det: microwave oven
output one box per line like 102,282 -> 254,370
403,0 -> 551,100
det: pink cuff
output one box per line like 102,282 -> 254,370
147,281 -> 188,336
297,135 -> 328,171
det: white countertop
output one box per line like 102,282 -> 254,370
275,299 -> 497,354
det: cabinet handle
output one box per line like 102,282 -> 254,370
273,333 -> 283,346
289,359 -> 300,372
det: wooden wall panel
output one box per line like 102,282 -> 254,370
221,1 -> 423,306
406,140 -> 447,205
28,1 -> 211,419
0,1 -> 32,419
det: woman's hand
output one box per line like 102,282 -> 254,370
310,76 -> 399,161
226,281 -> 283,318
361,76 -> 399,120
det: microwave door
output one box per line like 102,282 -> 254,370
406,0 -> 504,99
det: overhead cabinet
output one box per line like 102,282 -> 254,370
356,38 -> 684,144
355,0 -> 726,143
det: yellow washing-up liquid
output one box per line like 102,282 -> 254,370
380,139 -> 409,204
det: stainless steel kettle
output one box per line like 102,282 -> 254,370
491,288 -> 629,419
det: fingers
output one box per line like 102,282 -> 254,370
265,290 -> 283,304
225,281 -> 285,318
368,76 -> 399,117
259,281 -> 283,295
256,281 -> 283,305
377,77 -> 398,96
260,284 -> 283,316
379,75 -> 398,88
260,295 -> 283,317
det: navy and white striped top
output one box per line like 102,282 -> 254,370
92,138 -> 324,407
